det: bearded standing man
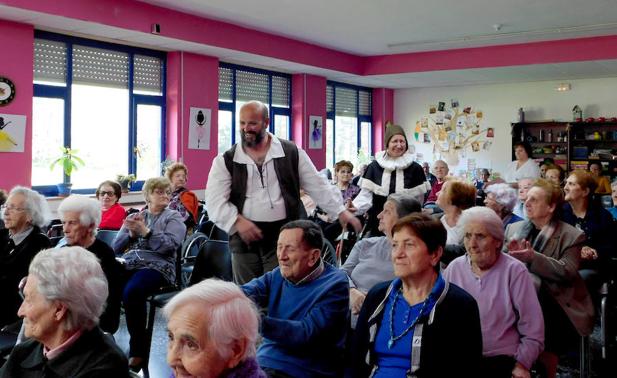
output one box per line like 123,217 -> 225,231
205,101 -> 360,284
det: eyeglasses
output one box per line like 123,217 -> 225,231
1,205 -> 26,213
99,191 -> 116,197
153,189 -> 171,196
19,276 -> 27,300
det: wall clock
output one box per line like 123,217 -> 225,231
0,76 -> 16,106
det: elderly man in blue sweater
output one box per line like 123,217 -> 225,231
242,220 -> 349,378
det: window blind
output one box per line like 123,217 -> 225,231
335,87 -> 357,116
218,66 -> 233,102
72,45 -> 129,88
133,54 -> 163,93
34,39 -> 67,84
326,85 -> 334,113
236,70 -> 269,103
271,75 -> 290,108
359,90 -> 372,116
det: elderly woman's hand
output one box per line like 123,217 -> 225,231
124,214 -> 149,238
507,239 -> 535,263
350,288 -> 367,314
581,246 -> 598,260
511,362 -> 531,378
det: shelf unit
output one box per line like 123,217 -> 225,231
511,121 -> 570,171
512,121 -> 617,179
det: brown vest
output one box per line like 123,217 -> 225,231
223,139 -> 304,221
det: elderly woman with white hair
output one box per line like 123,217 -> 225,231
443,207 -> 544,378
164,279 -> 266,378
0,186 -> 51,328
0,247 -> 128,377
484,183 -> 524,228
57,195 -> 123,333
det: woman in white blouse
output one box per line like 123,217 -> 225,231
504,142 -> 541,183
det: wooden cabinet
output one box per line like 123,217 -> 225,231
511,121 -> 569,170
512,121 -> 617,179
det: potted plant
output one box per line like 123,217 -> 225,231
116,174 -> 136,193
50,147 -> 84,197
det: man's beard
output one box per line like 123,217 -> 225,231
241,129 -> 266,148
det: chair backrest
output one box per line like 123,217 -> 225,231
322,239 -> 338,267
199,220 -> 229,241
189,240 -> 233,285
96,230 -> 119,249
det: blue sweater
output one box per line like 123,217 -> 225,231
242,263 -> 349,378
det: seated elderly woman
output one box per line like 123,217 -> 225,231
503,179 -> 594,378
435,178 -> 477,245
113,177 -> 186,370
166,162 -> 199,228
0,247 -> 128,377
0,186 -> 51,328
484,183 -> 524,228
96,180 -> 126,230
352,213 -> 482,377
341,193 -> 420,325
164,279 -> 266,378
444,207 -> 544,378
562,170 -> 615,296
57,195 -> 124,333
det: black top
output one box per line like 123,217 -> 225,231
0,327 -> 129,378
350,280 -> 482,378
83,238 -> 124,334
0,227 -> 50,327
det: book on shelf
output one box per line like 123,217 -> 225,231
570,160 -> 589,170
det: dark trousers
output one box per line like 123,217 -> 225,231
480,355 -> 516,378
230,219 -> 287,285
121,268 -> 167,358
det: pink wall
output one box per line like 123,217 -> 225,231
371,88 -> 394,153
291,74 -> 327,169
166,52 -> 219,190
0,20 -> 34,190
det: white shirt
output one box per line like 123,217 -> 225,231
205,134 -> 345,234
504,159 -> 541,183
441,215 -> 464,245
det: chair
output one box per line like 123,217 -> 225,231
179,232 -> 209,288
189,240 -> 233,286
199,220 -> 229,241
322,239 -> 338,267
96,230 -> 119,249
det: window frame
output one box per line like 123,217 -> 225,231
217,62 -> 291,150
32,31 -> 166,196
326,81 -> 373,168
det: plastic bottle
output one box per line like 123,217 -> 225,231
547,129 -> 553,142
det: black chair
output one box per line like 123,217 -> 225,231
179,232 -> 209,288
189,240 -> 233,286
322,239 -> 338,267
96,230 -> 119,249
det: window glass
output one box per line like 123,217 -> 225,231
335,116 -> 358,168
69,84 -> 129,189
136,104 -> 162,180
326,118 -> 334,169
32,97 -> 64,185
360,121 -> 372,162
218,110 -> 233,154
274,114 -> 289,140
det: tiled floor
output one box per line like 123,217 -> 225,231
113,311 -> 617,378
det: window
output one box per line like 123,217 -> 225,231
217,63 -> 291,154
326,82 -> 372,169
32,32 -> 165,192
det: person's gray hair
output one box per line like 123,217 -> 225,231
28,247 -> 108,332
485,183 -> 518,212
387,193 -> 421,218
57,195 -> 101,237
3,186 -> 51,228
163,279 -> 260,361
459,206 -> 505,244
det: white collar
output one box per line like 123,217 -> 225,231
232,133 -> 285,164
374,150 -> 416,171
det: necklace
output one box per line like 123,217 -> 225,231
387,288 -> 430,349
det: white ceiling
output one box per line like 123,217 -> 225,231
3,0 -> 617,88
